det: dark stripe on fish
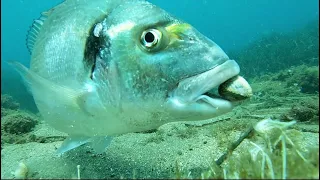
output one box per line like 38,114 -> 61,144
84,17 -> 111,80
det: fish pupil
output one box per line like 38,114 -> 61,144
145,32 -> 155,43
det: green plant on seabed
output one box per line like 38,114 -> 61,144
220,118 -> 318,179
249,118 -> 307,179
174,118 -> 318,179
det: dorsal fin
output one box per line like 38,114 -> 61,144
26,9 -> 53,54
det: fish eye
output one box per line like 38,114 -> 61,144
141,29 -> 162,49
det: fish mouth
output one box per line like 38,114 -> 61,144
170,60 -> 252,109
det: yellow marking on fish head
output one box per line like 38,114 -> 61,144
165,23 -> 192,40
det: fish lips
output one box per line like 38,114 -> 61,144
169,60 -> 252,114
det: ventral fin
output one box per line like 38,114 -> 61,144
56,136 -> 113,155
90,136 -> 113,154
26,9 -> 54,54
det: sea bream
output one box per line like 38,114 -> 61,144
10,0 -> 252,154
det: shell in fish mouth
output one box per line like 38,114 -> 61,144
218,75 -> 253,101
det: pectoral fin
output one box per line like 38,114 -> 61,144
8,61 -> 89,111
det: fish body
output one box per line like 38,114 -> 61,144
12,0 -> 252,154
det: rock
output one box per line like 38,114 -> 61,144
290,105 -> 317,122
2,108 -> 10,117
1,112 -> 38,134
1,94 -> 20,110
280,100 -> 319,123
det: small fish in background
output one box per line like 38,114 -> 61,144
10,0 -> 252,155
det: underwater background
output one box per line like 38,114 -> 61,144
1,0 -> 319,179
1,0 -> 318,112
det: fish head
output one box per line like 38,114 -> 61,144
92,0 -> 252,123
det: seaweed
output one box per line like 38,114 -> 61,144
248,65 -> 319,111
229,20 -> 319,78
285,65 -> 319,94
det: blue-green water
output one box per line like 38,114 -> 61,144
1,0 -> 318,112
1,1 -> 319,179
